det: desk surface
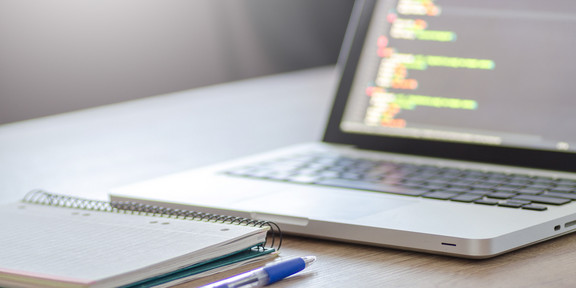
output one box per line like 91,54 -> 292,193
2,66 -> 576,287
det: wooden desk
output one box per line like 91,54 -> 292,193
2,66 -> 576,287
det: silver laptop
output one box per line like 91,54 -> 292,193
111,0 -> 576,258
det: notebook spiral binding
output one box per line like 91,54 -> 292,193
23,190 -> 282,250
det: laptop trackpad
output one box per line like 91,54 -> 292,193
234,187 -> 416,221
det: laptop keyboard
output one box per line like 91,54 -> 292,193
223,153 -> 576,211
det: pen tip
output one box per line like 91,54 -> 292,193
302,256 -> 317,267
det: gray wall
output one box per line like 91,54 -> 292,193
0,0 -> 353,124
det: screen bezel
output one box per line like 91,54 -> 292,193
323,0 -> 576,173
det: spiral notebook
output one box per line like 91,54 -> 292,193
0,190 -> 281,288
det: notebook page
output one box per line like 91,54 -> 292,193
0,203 -> 266,286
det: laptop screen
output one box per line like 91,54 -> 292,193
336,0 -> 576,156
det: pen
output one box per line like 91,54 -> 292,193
200,256 -> 316,288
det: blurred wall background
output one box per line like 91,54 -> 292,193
0,0 -> 354,124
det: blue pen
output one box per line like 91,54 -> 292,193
201,256 -> 316,288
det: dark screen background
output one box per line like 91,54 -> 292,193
343,0 -> 576,151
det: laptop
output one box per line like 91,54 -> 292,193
111,0 -> 576,258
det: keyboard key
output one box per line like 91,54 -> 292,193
423,183 -> 450,190
529,183 -> 555,189
506,180 -> 532,186
423,191 -> 459,200
543,192 -> 576,200
467,189 -> 493,195
475,199 -> 500,205
498,202 -> 524,208
507,199 -> 531,205
515,187 -> 545,195
443,186 -> 470,193
512,195 -> 571,205
315,179 -> 428,196
451,194 -> 483,202
426,178 -> 453,185
499,184 -> 525,190
484,178 -> 508,185
296,167 -> 324,175
325,166 -> 348,172
402,179 -> 428,186
317,171 -> 341,178
522,204 -> 548,211
487,191 -> 517,199
449,180 -> 477,187
550,187 -> 576,193
340,173 -> 362,180
472,183 -> 499,189
556,179 -> 576,186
